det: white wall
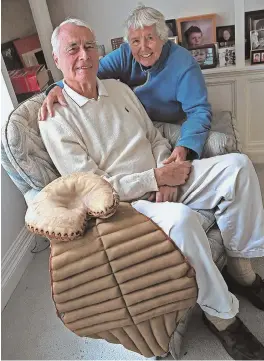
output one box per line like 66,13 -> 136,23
1,62 -> 27,260
1,0 -> 37,44
47,0 -> 236,53
245,0 -> 264,12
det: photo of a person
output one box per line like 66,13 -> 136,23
253,52 -> 261,63
185,26 -> 203,47
178,14 -> 216,49
261,52 -> 264,62
165,19 -> 177,37
191,47 -> 207,65
189,45 -> 216,69
216,25 -> 235,48
250,29 -> 264,50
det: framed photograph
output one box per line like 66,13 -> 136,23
166,19 -> 177,37
1,40 -> 23,71
216,25 -> 235,48
176,13 -> 216,49
188,44 -> 217,69
168,36 -> 178,44
250,29 -> 264,50
218,47 -> 236,67
111,37 -> 124,50
251,49 -> 264,64
245,10 -> 264,59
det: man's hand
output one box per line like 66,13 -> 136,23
38,86 -> 67,121
154,161 -> 191,186
163,146 -> 189,164
148,186 -> 178,202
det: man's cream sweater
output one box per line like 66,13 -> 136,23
39,78 -> 171,201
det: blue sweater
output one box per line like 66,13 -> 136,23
55,41 -> 212,158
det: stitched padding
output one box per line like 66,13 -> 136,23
25,172 -> 120,241
50,203 -> 197,357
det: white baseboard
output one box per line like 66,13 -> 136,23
1,227 -> 35,311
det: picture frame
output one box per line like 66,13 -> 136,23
251,49 -> 264,64
111,37 -> 124,50
250,29 -> 264,50
216,25 -> 235,48
166,19 -> 177,37
176,13 -> 216,49
1,40 -> 23,71
168,36 -> 178,44
218,47 -> 236,67
188,43 -> 217,69
245,10 -> 264,59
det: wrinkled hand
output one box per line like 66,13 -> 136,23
163,146 -> 189,164
148,186 -> 178,202
38,86 -> 67,121
154,161 -> 192,186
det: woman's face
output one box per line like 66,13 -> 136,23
128,25 -> 164,67
188,32 -> 203,47
223,30 -> 231,41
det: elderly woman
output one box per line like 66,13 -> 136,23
40,5 -> 211,164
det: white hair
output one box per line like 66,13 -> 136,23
123,5 -> 169,43
51,18 -> 95,55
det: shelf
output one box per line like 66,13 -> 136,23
202,63 -> 264,76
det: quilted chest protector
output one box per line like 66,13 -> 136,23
26,172 -> 197,357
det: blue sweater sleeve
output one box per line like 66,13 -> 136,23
98,47 -> 124,80
45,80 -> 64,95
176,63 -> 212,159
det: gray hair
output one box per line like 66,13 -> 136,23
51,18 -> 95,55
123,5 -> 168,43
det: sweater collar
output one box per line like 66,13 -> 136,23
138,41 -> 171,73
63,78 -> 108,107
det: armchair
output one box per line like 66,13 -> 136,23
1,93 -> 241,359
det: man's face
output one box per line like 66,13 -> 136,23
54,24 -> 99,86
128,25 -> 164,67
188,32 -> 202,47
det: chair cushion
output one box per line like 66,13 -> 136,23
1,93 -> 59,192
25,172 -> 120,241
154,111 -> 242,158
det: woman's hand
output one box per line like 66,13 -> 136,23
163,146 -> 189,164
38,86 -> 67,120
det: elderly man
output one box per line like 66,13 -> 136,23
39,19 -> 264,360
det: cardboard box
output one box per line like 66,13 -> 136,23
8,65 -> 49,94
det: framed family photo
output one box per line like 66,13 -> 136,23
216,25 -> 235,48
166,19 -> 177,37
176,13 -> 216,49
1,40 -> 23,71
245,10 -> 264,58
250,29 -> 264,50
188,43 -> 217,69
251,49 -> 264,64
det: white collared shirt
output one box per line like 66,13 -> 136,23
63,77 -> 109,107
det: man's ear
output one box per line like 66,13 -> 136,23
53,52 -> 60,70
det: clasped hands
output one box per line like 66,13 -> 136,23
149,146 -> 191,203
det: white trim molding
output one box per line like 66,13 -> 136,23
1,227 -> 35,311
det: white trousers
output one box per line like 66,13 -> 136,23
132,154 -> 264,318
